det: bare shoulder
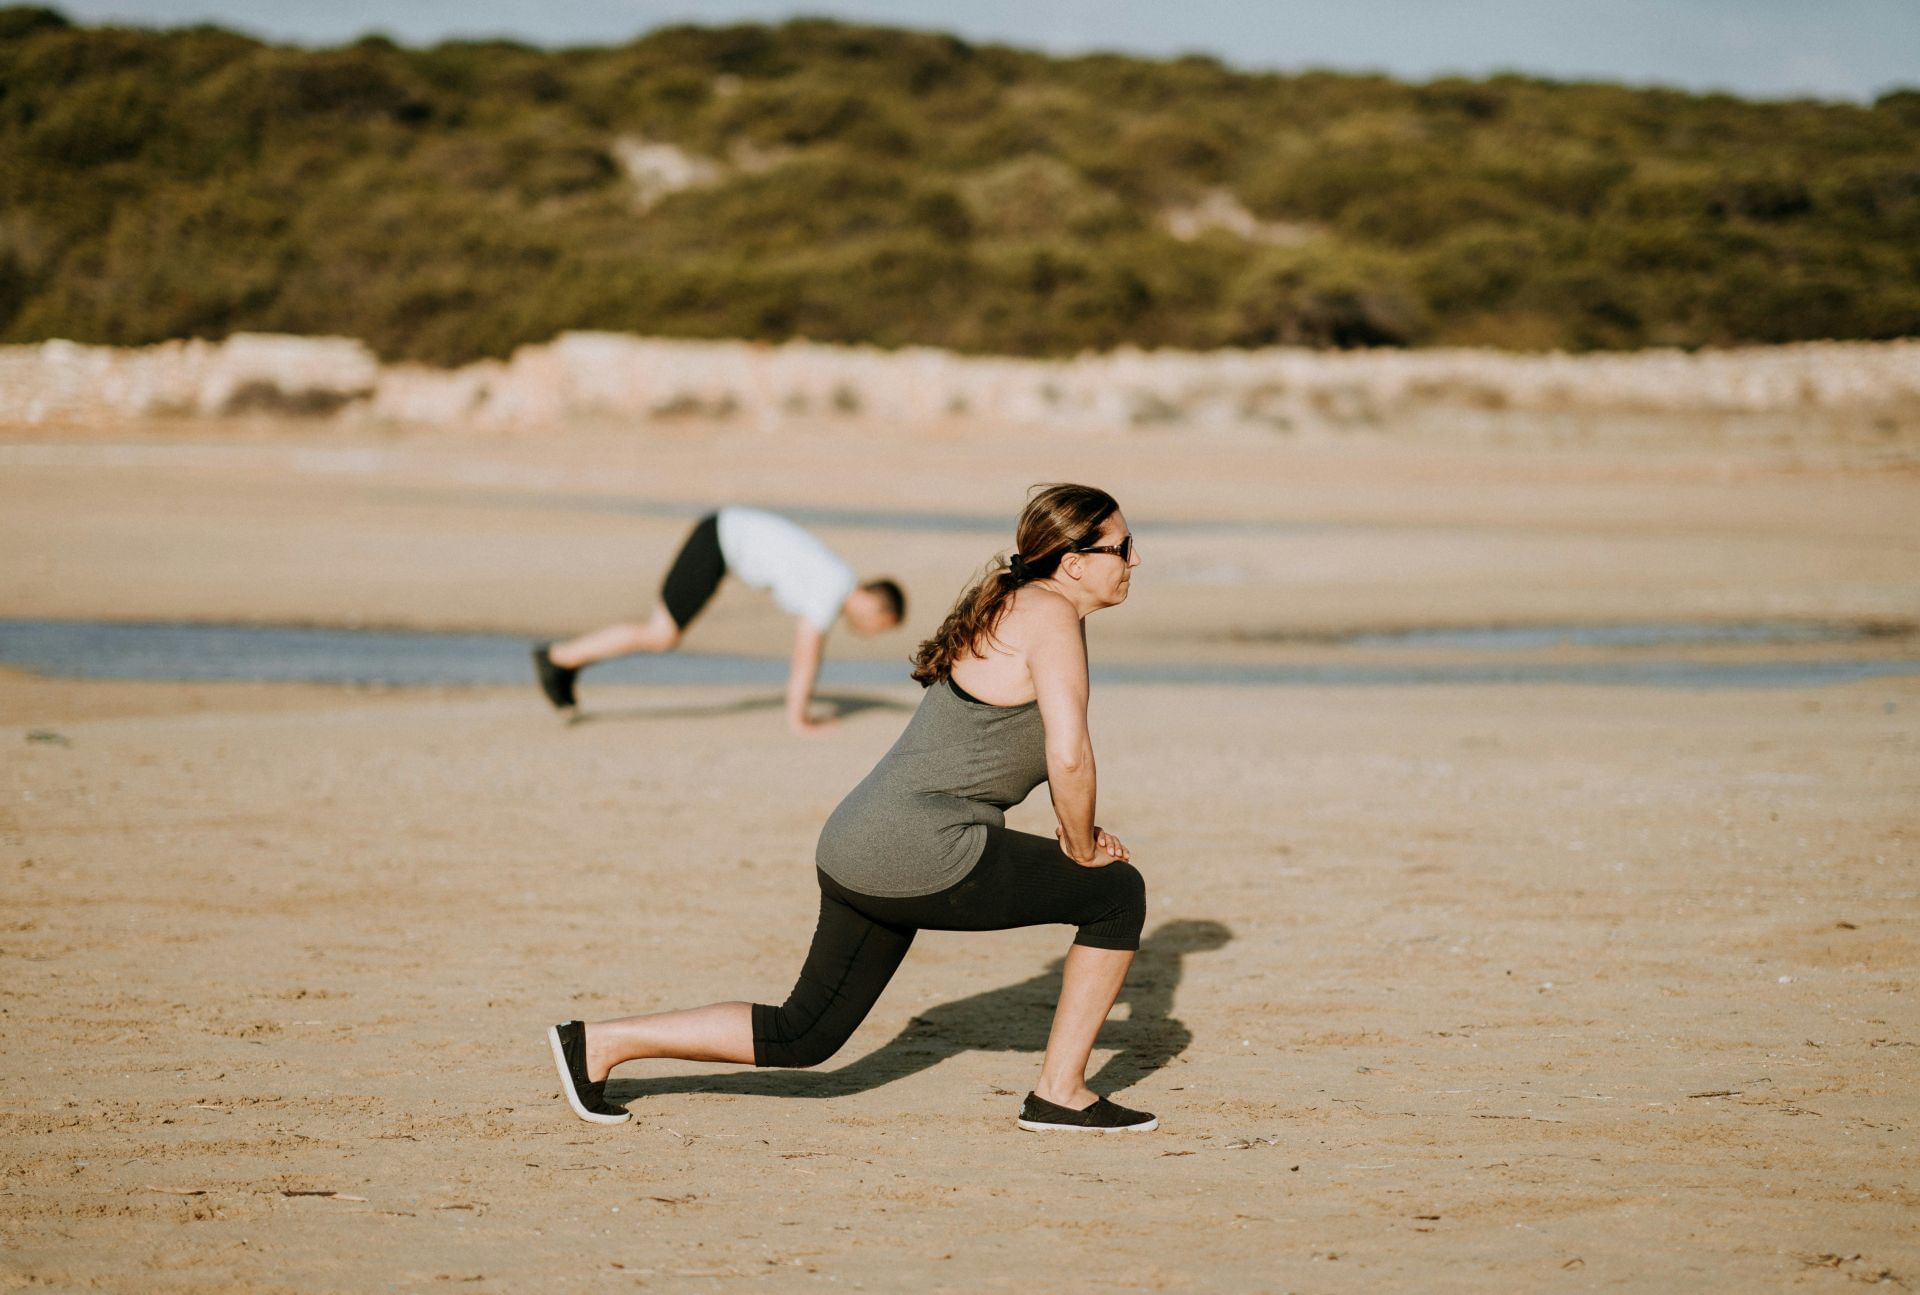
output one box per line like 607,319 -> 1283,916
999,586 -> 1081,650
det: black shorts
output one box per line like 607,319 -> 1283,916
660,513 -> 725,629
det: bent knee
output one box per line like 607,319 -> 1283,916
1104,859 -> 1147,917
636,607 -> 682,650
637,618 -> 680,650
754,1008 -> 855,1069
764,1029 -> 847,1069
790,1036 -> 847,1068
1074,859 -> 1146,950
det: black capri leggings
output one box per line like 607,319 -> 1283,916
751,826 -> 1146,1069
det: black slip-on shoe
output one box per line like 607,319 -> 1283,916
546,1020 -> 631,1125
532,644 -> 578,710
1017,1091 -> 1158,1133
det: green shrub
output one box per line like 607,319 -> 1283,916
1227,248 -> 1431,348
1,10 -> 1915,360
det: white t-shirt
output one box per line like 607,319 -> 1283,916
715,507 -> 857,633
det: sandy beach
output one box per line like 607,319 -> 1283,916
2,414 -> 1916,1290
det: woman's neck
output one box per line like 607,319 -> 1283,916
1033,577 -> 1096,619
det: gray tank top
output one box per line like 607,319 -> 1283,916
816,678 -> 1048,897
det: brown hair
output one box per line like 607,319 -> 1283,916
909,483 -> 1119,686
862,578 -> 906,622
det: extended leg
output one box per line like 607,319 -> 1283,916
753,880 -> 916,1068
537,514 -> 721,706
549,605 -> 679,669
585,1000 -> 754,1081
580,878 -> 914,1082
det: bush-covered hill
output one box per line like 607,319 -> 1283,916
3,5 -> 1917,364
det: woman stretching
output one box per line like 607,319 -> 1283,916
547,484 -> 1154,1132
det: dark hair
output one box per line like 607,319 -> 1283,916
909,483 -> 1118,686
862,578 -> 906,622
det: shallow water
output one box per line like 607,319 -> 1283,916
3,619 -> 1916,691
378,486 -> 1346,537
1262,620 -> 1899,651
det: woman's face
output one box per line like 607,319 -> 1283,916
1073,509 -> 1140,609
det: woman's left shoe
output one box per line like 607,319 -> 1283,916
1016,1092 -> 1158,1132
546,1020 -> 632,1125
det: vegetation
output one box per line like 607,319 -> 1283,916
2,6 -> 1917,363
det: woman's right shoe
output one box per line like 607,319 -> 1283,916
532,645 -> 578,710
1016,1092 -> 1158,1133
546,1021 -> 631,1125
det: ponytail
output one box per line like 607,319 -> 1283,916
908,483 -> 1118,686
909,562 -> 1019,685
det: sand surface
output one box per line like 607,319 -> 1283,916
2,416 -> 1916,1291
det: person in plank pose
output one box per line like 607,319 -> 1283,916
533,507 -> 906,734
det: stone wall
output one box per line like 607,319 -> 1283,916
3,331 -> 1916,433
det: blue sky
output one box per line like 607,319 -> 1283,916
49,0 -> 1920,102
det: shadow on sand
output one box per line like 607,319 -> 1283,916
604,917 -> 1232,1104
567,691 -> 912,726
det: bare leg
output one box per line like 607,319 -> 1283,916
549,606 -> 679,669
583,1002 -> 755,1082
1033,944 -> 1134,1108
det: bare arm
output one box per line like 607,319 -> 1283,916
1028,596 -> 1104,863
785,619 -> 832,734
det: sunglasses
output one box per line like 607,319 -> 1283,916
1074,533 -> 1134,561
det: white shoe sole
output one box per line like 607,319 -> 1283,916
547,1024 -> 631,1125
1017,1115 -> 1159,1133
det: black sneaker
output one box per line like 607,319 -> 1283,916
546,1020 -> 631,1125
1017,1091 -> 1158,1133
532,644 -> 578,710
